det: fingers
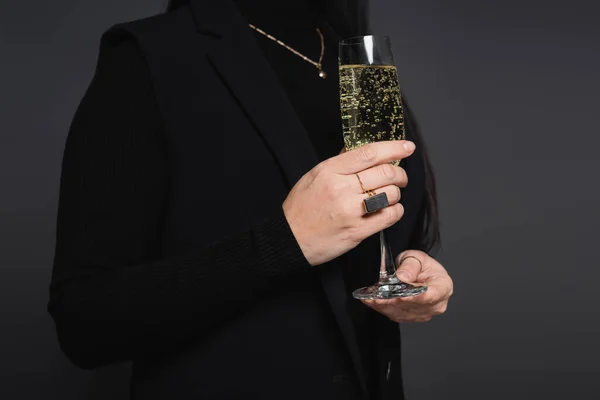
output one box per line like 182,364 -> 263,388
400,277 -> 452,306
377,185 -> 402,207
326,141 -> 415,175
361,299 -> 438,323
365,289 -> 445,312
355,163 -> 408,192
399,285 -> 441,305
360,203 -> 405,236
395,256 -> 424,283
422,275 -> 454,300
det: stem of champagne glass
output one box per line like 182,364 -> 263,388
378,228 -> 400,282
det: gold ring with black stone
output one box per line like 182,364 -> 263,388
355,173 -> 390,213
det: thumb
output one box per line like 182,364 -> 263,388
395,254 -> 424,283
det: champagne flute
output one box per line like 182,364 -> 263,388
339,35 -> 427,300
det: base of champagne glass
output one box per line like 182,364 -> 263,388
352,274 -> 427,300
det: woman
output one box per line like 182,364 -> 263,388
48,0 -> 453,399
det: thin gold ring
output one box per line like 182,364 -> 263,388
399,255 -> 423,269
355,173 -> 367,193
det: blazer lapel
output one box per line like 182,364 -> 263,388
189,0 -> 368,396
191,0 -> 316,187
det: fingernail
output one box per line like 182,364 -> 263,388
403,141 -> 415,151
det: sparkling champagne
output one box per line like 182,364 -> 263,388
339,65 -> 405,165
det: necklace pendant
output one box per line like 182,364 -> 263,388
318,69 -> 327,79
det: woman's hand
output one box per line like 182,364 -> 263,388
283,141 -> 416,266
362,250 -> 453,323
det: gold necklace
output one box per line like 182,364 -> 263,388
248,24 -> 327,79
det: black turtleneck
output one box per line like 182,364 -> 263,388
237,0 -> 344,163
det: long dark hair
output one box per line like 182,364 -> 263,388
166,0 -> 440,254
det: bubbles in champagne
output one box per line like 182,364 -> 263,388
339,65 -> 405,165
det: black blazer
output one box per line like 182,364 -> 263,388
49,1 -> 427,399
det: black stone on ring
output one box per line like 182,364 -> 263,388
364,192 -> 390,213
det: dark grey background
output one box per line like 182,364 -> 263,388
1,0 -> 598,399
